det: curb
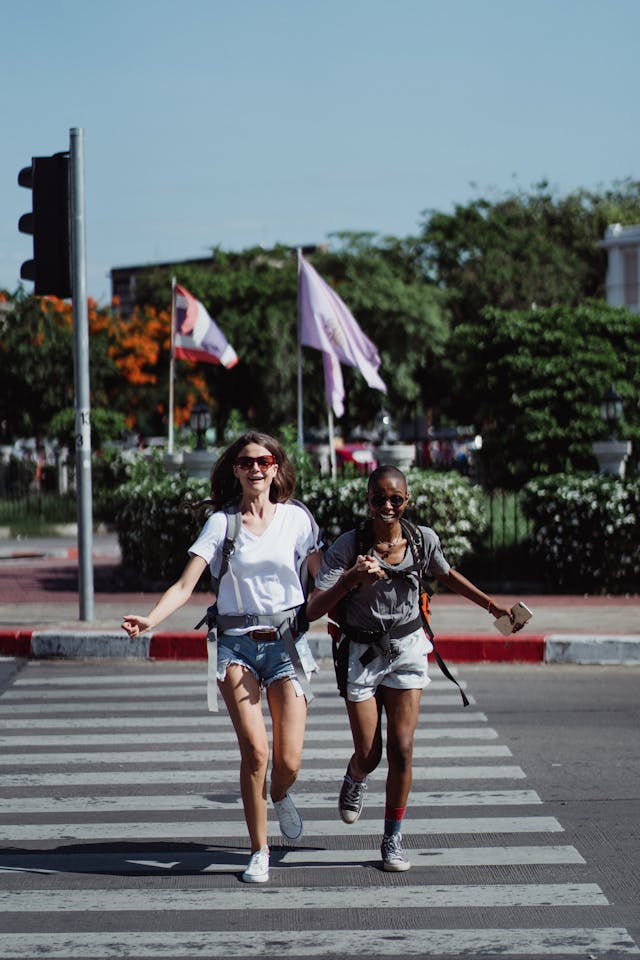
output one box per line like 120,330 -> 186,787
1,629 -> 639,664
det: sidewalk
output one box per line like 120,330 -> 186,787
1,533 -> 639,664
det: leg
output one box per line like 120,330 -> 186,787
266,676 -> 307,801
337,694 -> 382,825
218,664 -> 270,852
377,686 -> 421,872
378,686 -> 421,810
345,693 -> 383,779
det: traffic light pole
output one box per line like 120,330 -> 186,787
69,127 -> 94,621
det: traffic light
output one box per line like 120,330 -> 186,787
18,153 -> 71,298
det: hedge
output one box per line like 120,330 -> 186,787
113,466 -> 486,586
521,474 -> 640,593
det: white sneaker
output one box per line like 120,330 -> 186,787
273,792 -> 303,840
242,846 -> 269,883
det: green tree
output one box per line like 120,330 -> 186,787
420,179 -> 640,329
0,292 -> 117,441
131,238 -> 448,439
449,302 -> 640,488
47,407 -> 128,451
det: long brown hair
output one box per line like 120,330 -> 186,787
207,431 -> 296,509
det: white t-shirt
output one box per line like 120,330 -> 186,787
189,501 -> 320,619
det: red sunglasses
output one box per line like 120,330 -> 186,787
234,455 -> 277,471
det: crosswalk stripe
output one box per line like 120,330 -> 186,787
1,679 -> 466,698
0,882 -> 608,911
0,844 -> 586,875
0,928 -> 636,958
10,674 -> 465,690
0,744 -> 511,765
0,710 -> 488,728
0,693 -> 476,712
0,726 -> 498,747
0,789 -> 542,814
0,764 -> 526,787
0,816 -> 563,842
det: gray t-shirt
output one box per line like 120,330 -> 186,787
315,525 -> 450,634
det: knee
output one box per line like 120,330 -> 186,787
240,738 -> 270,775
272,754 -> 301,783
354,741 -> 383,775
387,735 -> 413,773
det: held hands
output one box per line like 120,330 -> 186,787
121,615 -> 152,638
345,553 -> 387,589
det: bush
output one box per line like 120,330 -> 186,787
301,469 -> 487,567
113,465 -> 208,587
112,463 -> 486,587
521,473 -> 640,593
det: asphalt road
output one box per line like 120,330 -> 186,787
0,658 -> 638,959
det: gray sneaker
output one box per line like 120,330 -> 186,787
273,792 -> 303,840
381,832 -> 411,872
338,768 -> 367,824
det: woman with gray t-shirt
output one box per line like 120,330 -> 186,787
306,464 -> 517,873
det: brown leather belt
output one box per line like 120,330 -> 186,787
247,629 -> 278,641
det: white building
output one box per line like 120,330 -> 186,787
600,223 -> 640,313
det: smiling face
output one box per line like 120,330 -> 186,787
367,472 -> 409,532
233,442 -> 279,495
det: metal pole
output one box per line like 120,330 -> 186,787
296,249 -> 304,449
168,276 -> 176,455
69,127 -> 94,621
327,404 -> 337,479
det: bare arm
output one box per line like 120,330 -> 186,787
434,567 -> 515,624
122,554 -> 208,637
306,549 -> 323,581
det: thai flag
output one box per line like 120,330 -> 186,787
174,284 -> 238,368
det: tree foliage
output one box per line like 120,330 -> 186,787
0,291 -> 212,443
419,179 -> 640,433
450,302 -> 640,488
131,237 -> 449,439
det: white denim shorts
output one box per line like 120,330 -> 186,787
346,628 -> 433,702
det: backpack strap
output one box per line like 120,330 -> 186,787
410,523 -> 469,708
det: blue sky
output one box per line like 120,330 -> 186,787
1,0 -> 638,304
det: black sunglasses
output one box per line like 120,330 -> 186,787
370,494 -> 406,507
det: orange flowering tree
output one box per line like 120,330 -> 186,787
0,289 -> 213,444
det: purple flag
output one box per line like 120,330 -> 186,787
298,255 -> 386,416
323,350 -> 345,419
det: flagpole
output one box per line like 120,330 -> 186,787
327,402 -> 337,479
168,276 -> 176,455
296,249 -> 304,450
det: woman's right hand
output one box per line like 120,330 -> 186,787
121,615 -> 151,638
348,554 -> 386,586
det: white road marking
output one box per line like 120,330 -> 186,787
0,928 -> 636,958
0,815 -> 563,841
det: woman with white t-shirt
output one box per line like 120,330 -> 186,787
122,432 -> 322,884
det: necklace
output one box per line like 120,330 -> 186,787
375,533 -> 403,560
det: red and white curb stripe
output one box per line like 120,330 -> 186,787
0,630 -> 638,663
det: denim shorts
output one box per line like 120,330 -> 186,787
217,631 -> 318,698
346,628 -> 433,702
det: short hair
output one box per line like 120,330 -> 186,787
367,464 -> 407,491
